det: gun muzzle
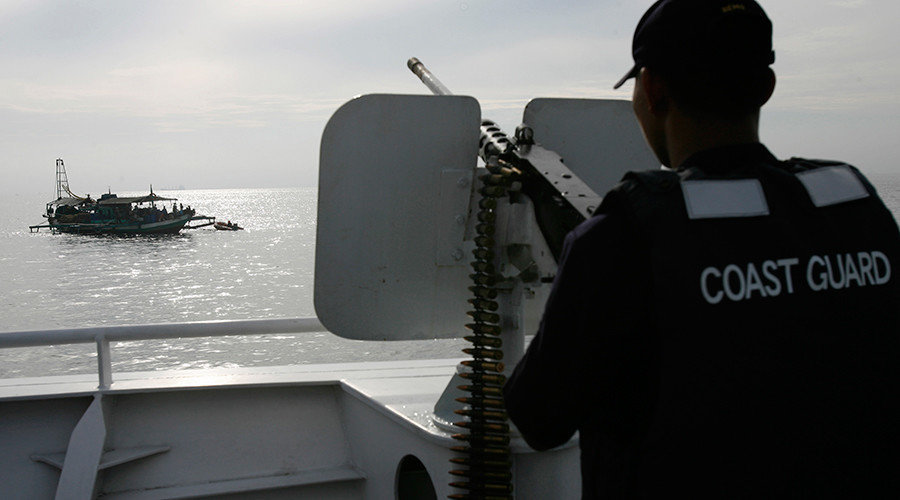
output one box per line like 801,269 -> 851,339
407,57 -> 453,96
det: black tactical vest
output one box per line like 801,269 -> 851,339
596,150 -> 900,497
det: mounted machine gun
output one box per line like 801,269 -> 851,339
314,58 -> 658,498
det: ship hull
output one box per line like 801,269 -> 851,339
48,214 -> 192,235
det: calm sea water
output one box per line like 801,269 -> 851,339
0,187 -> 467,378
1,174 -> 898,379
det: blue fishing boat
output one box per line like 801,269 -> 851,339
35,159 -> 213,235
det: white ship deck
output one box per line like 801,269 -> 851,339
0,344 -> 579,499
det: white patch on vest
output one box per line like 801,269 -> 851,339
681,179 -> 769,219
700,251 -> 891,304
796,165 -> 869,207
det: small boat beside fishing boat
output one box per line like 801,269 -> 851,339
214,221 -> 243,231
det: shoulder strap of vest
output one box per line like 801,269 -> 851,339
596,170 -> 680,215
783,156 -> 850,171
594,170 -> 684,245
624,169 -> 681,193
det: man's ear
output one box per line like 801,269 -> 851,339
639,67 -> 668,116
760,67 -> 776,107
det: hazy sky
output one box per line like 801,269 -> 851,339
1,0 -> 897,197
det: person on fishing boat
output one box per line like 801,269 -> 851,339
504,1 -> 900,498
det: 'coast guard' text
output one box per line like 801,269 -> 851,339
700,251 -> 891,304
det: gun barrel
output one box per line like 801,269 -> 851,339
407,57 -> 453,96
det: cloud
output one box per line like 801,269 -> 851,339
827,0 -> 868,7
766,2 -> 900,112
1,0 -> 899,190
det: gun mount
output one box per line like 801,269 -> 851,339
315,59 -> 657,342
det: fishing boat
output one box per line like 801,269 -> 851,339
0,60 -> 657,498
33,159 -> 213,235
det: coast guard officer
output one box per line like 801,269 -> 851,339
504,1 -> 900,498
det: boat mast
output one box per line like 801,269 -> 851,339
56,158 -> 70,199
55,158 -> 82,200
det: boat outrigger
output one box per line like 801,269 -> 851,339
30,159 -> 215,235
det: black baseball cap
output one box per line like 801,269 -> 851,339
614,0 -> 775,89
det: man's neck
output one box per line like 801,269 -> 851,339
664,110 -> 761,169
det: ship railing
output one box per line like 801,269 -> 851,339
0,317 -> 326,389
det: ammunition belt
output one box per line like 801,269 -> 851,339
449,162 -> 518,500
